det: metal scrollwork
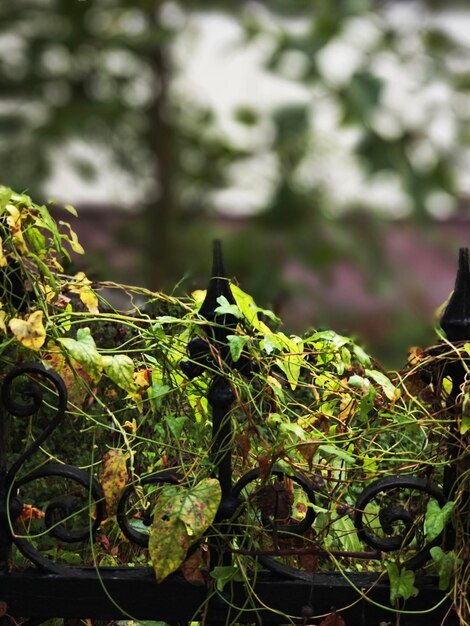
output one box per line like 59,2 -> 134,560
116,471 -> 180,547
354,475 -> 448,570
231,466 -> 318,581
0,363 -> 106,573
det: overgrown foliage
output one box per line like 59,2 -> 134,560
0,185 -> 469,624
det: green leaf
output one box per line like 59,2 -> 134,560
279,421 -> 307,440
0,186 -> 12,213
269,332 -> 304,390
424,500 -> 454,541
319,444 -> 355,465
147,373 -> 171,411
64,204 -> 78,217
461,414 -> 470,435
227,334 -> 249,362
57,327 -> 102,382
102,354 -> 136,394
25,227 -> 46,255
210,565 -> 244,592
461,392 -> 470,434
430,547 -> 460,591
331,513 -> 363,553
309,330 -> 350,348
352,344 -> 371,368
261,334 -> 282,355
231,284 -> 280,329
365,369 -> 399,401
214,296 -> 243,319
166,415 -> 187,440
149,478 -> 221,583
386,563 -> 418,604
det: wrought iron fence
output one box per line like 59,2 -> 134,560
0,244 -> 469,626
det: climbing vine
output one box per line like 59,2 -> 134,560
0,184 -> 468,625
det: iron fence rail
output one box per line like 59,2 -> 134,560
0,243 -> 469,626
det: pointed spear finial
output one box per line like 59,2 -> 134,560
440,248 -> 470,341
198,240 -> 236,322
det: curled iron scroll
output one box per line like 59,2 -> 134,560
1,363 -> 106,572
232,466 -> 317,581
116,471 -> 180,547
354,475 -> 448,570
2,363 -> 67,483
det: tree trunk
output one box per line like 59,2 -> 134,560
144,3 -> 176,291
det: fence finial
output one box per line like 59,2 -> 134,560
198,239 -> 236,322
441,247 -> 470,341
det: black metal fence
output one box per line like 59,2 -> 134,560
1,245 -> 469,626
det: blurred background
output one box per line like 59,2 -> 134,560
1,0 -> 470,367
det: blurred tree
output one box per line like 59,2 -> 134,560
0,0 -> 247,288
0,0 -> 469,366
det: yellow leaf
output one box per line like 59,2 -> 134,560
0,310 -> 7,333
133,368 -> 151,389
9,310 -> 46,351
64,204 -> 78,217
0,237 -> 7,267
123,419 -> 137,434
191,290 -> 206,311
149,478 -> 221,582
100,449 -> 128,517
59,220 -> 84,254
6,205 -> 27,254
70,272 -> 99,314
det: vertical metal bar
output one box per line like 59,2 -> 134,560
0,405 -> 11,573
208,376 -> 238,522
439,248 -> 470,499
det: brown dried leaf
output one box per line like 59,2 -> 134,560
180,549 -> 206,586
298,442 -> 319,470
256,481 -> 293,524
20,504 -> 45,521
236,431 -> 251,465
257,455 -> 271,481
319,611 -> 346,626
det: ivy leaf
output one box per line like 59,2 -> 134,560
261,332 -> 304,388
69,272 -> 99,313
276,335 -> 305,390
227,334 -> 249,362
319,444 -> 355,465
210,565 -> 244,592
102,354 -> 136,394
424,500 -> 454,541
166,415 -> 187,440
386,563 -> 418,604
365,369 -> 400,402
0,185 -> 12,212
430,547 -> 460,591
147,372 -> 171,411
352,344 -> 371,368
231,284 -> 279,330
9,310 -> 46,351
57,327 -> 103,382
261,333 -> 283,355
149,478 -> 221,583
100,449 -> 128,517
214,296 -> 243,319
